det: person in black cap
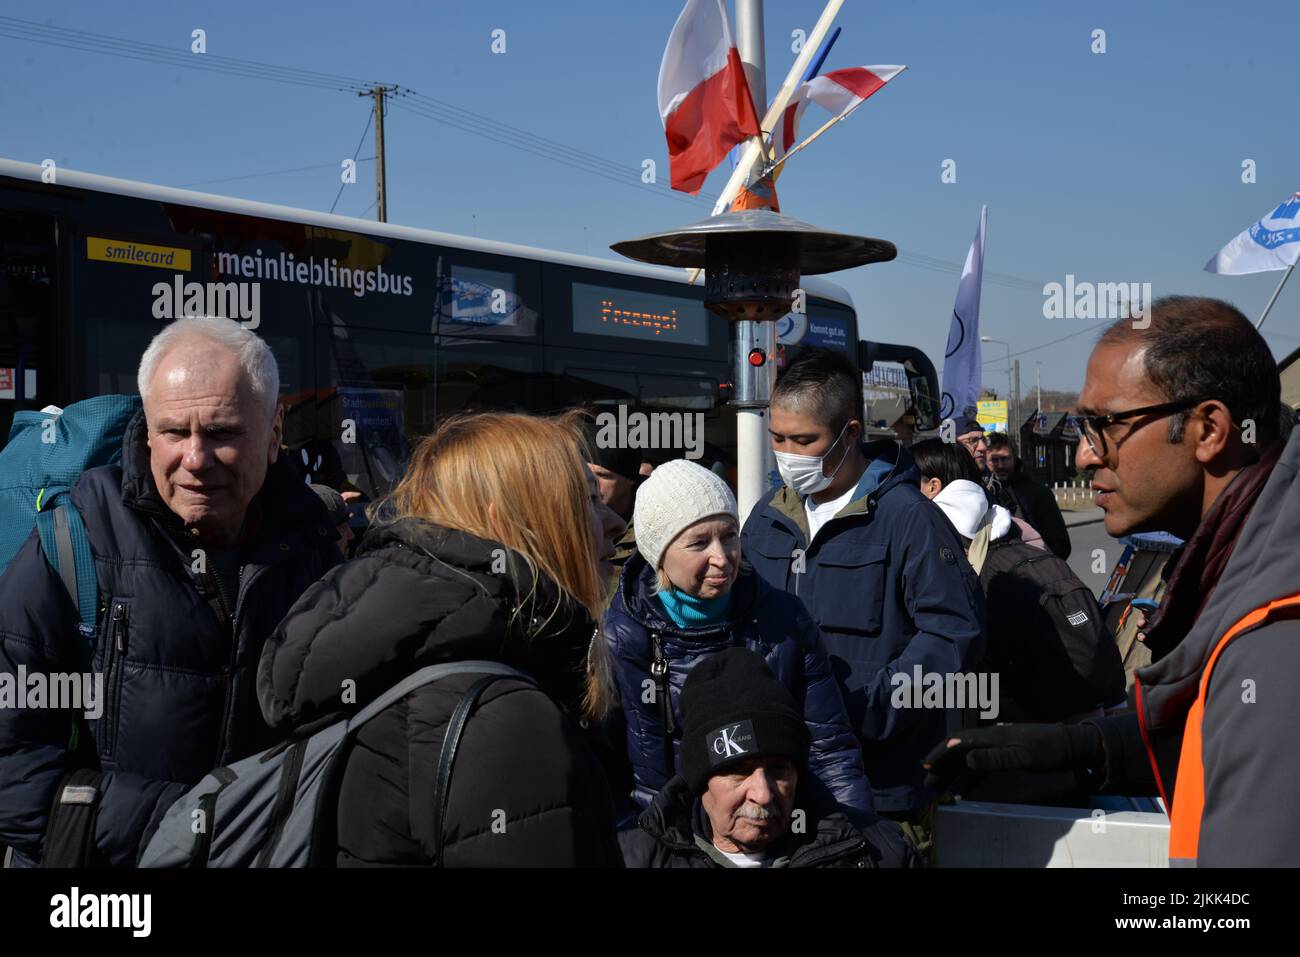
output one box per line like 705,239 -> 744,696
954,412 -> 990,474
310,483 -> 354,559
619,648 -> 919,868
579,414 -> 643,589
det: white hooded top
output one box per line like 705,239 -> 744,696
931,479 -> 1012,542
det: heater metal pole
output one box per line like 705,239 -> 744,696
733,0 -> 774,522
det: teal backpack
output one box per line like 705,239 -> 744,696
0,395 -> 142,641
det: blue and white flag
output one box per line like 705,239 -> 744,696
1206,193 -> 1300,275
940,205 -> 987,427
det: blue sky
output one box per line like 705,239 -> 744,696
2,0 -> 1297,391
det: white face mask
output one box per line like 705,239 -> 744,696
775,422 -> 852,496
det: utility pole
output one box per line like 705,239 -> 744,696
359,85 -> 396,222
1035,361 -> 1042,418
1013,358 -> 1021,456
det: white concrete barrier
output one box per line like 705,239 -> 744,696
937,801 -> 1170,868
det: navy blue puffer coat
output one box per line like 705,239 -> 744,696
0,410 -> 339,866
604,553 -> 872,814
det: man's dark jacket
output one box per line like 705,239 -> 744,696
619,774 -> 919,868
0,409 -> 339,866
987,462 -> 1071,559
741,440 -> 986,813
259,518 -> 623,867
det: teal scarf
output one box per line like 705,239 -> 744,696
657,588 -> 733,628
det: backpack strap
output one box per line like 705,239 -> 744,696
432,673 -> 517,867
39,769 -> 106,868
326,660 -> 533,867
344,660 -> 532,733
966,523 -> 995,577
34,495 -> 98,634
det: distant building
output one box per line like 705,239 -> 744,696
1018,410 -> 1082,484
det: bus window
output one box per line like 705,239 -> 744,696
0,209 -> 55,442
314,326 -> 437,499
312,328 -> 547,500
436,259 -> 540,338
560,365 -> 734,477
433,336 -> 549,417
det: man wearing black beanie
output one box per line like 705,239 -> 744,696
620,648 -> 920,868
580,413 -> 643,591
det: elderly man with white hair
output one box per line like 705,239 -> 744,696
0,318 -> 339,867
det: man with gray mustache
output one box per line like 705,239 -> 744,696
619,648 -> 919,868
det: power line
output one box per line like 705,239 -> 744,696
174,158 -> 374,188
0,15 -> 385,92
330,112 -> 375,214
981,320 -> 1111,364
389,98 -> 714,213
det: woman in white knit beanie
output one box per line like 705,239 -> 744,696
602,459 -> 872,818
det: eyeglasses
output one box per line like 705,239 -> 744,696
1077,398 -> 1207,457
958,434 -> 989,450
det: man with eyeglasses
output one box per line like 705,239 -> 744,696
954,416 -> 990,471
924,295 -> 1300,866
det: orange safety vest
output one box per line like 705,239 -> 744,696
1137,593 -> 1300,865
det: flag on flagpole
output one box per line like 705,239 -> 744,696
770,65 -> 907,168
1206,192 -> 1300,275
941,206 -> 988,429
658,0 -> 762,195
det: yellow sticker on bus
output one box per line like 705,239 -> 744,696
87,237 -> 192,271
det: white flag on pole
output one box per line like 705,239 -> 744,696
940,206 -> 988,429
1206,192 -> 1300,275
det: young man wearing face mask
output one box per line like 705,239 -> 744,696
741,348 -> 986,861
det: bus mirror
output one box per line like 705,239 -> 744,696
858,340 -> 941,433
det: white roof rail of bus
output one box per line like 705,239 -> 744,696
0,157 -> 854,307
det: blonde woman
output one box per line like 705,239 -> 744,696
258,412 -> 624,867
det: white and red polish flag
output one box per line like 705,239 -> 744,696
658,0 -> 762,195
771,65 -> 907,166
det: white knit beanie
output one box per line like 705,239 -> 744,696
633,459 -> 738,571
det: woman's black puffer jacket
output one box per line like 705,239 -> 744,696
258,517 -> 623,867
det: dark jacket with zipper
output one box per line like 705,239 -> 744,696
619,774 -> 920,868
0,408 -> 339,867
258,518 -> 623,867
604,553 -> 873,815
986,463 -> 1071,560
741,440 -> 986,813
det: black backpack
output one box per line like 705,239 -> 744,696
977,531 -> 1126,723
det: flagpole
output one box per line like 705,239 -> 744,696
761,109 -> 851,179
685,0 -> 843,286
1256,259 -> 1297,329
712,0 -> 843,215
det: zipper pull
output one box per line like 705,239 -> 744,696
111,602 -> 128,654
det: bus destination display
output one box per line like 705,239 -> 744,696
571,282 -> 708,347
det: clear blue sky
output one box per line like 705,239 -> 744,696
3,0 -> 1297,391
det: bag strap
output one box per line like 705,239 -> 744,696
345,660 -> 531,733
432,673 -> 516,867
39,769 -> 105,868
34,496 -> 98,633
966,523 -> 994,577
